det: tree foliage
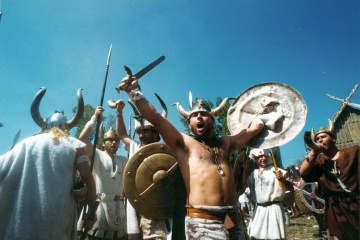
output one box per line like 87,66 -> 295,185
71,104 -> 115,142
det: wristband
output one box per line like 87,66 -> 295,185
127,88 -> 144,103
85,115 -> 97,130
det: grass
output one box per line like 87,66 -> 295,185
285,214 -> 323,240
244,213 -> 323,240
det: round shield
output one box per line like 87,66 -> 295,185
227,82 -> 307,149
298,182 -> 325,214
124,142 -> 178,219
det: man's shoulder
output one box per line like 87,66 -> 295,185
343,145 -> 360,152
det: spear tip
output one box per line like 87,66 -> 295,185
106,44 -> 112,65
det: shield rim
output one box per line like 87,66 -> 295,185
227,82 -> 307,149
298,182 -> 325,214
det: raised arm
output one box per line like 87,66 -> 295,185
113,100 -> 132,150
121,75 -> 185,151
229,118 -> 264,152
79,106 -> 104,158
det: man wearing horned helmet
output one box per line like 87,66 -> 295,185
111,95 -> 186,240
78,106 -> 128,240
300,120 -> 359,240
0,87 -> 97,240
118,75 -> 270,239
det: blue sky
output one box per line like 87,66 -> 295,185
0,0 -> 359,167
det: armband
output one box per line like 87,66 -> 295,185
127,88 -> 144,103
85,115 -> 97,130
76,155 -> 89,165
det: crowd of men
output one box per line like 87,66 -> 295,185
0,74 -> 358,240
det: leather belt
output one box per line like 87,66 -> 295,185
257,201 -> 282,206
186,208 -> 226,222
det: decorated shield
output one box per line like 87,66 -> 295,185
124,142 -> 178,219
297,182 -> 325,214
227,82 -> 307,149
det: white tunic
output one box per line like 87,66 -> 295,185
89,149 -> 128,238
0,133 -> 86,240
126,140 -> 142,236
246,165 -> 287,240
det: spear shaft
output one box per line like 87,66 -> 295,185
90,44 -> 112,172
79,45 -> 112,240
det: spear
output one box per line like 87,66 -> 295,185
90,44 -> 112,171
79,44 -> 112,240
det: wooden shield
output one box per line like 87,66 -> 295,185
227,82 -> 307,149
123,142 -> 178,219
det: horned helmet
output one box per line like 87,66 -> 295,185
100,122 -> 120,142
31,87 -> 84,132
311,119 -> 336,141
173,91 -> 234,122
129,93 -> 167,133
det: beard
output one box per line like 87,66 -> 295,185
192,125 -> 214,141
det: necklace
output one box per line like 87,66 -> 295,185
200,141 -> 224,176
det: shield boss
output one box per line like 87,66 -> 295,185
124,142 -> 178,219
227,82 -> 307,149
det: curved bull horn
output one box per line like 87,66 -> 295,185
211,97 -> 235,117
128,101 -> 141,118
327,119 -> 334,133
172,102 -> 190,119
66,89 -> 84,130
30,87 -> 47,129
154,93 -> 167,118
311,128 -> 316,142
99,121 -> 105,139
107,100 -> 117,109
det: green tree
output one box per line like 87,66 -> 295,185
71,104 -> 115,143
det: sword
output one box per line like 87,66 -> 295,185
115,55 -> 165,92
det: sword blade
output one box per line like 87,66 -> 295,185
116,55 -> 166,92
134,55 -> 165,79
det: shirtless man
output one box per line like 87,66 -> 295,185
120,75 -> 265,239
